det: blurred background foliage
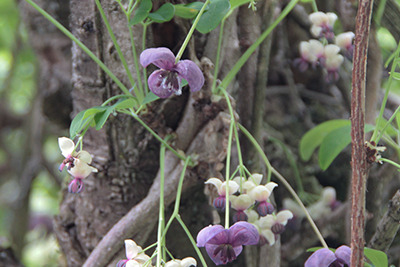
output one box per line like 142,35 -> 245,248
0,0 -> 399,266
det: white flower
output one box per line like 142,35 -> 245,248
117,240 -> 153,267
205,178 -> 239,197
58,137 -> 97,179
335,32 -> 355,50
256,210 -> 293,245
309,12 -> 337,40
165,257 -> 196,267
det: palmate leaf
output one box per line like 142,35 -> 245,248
130,0 -> 152,26
148,3 -> 175,23
195,0 -> 230,34
174,2 -> 206,19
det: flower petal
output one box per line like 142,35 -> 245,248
76,150 -> 93,164
220,181 -> 239,196
165,260 -> 181,267
174,60 -> 204,92
248,185 -> 270,202
67,158 -> 97,179
147,70 -> 178,98
261,229 -> 275,246
231,194 -> 253,211
335,245 -> 351,265
59,137 -> 75,158
181,257 -> 197,267
140,47 -> 176,70
205,178 -> 223,190
265,182 -> 278,193
250,173 -> 263,185
196,224 -> 225,247
275,210 -> 294,226
125,239 -> 140,260
229,221 -> 259,246
304,248 -> 336,267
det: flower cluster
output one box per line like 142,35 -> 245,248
200,173 -> 293,265
58,137 -> 98,193
294,11 -> 355,82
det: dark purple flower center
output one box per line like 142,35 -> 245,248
329,260 -> 346,267
271,223 -> 285,235
213,244 -> 237,264
213,196 -> 227,210
156,70 -> 180,94
233,210 -> 248,222
257,201 -> 274,216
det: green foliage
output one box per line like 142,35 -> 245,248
141,91 -> 160,105
70,98 -> 136,139
130,0 -> 152,25
195,0 -> 230,34
148,3 -> 175,23
300,120 -> 374,171
174,2 -> 207,19
364,248 -> 388,267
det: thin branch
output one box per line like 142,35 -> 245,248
350,0 -> 374,266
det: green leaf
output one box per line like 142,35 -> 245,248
299,119 -> 351,162
115,98 -> 136,109
94,99 -> 132,130
396,112 -> 400,130
229,0 -> 250,9
364,248 -> 388,267
130,0 -> 152,26
69,107 -> 108,139
141,91 -> 160,105
148,3 -> 175,23
174,2 -> 205,19
318,124 -> 375,170
195,0 -> 230,34
300,0 -> 314,2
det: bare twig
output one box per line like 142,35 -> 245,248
350,0 -> 374,266
368,190 -> 400,252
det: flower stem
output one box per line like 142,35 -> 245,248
176,216 -> 208,267
175,0 -> 211,62
224,120 -> 235,229
219,0 -> 299,89
380,158 -> 400,169
156,142 -> 167,267
238,123 -> 328,249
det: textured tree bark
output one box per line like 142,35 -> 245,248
350,0 -> 374,266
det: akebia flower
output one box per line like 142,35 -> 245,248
294,40 -> 325,71
247,182 -> 278,216
335,32 -> 355,59
116,240 -> 153,267
309,12 -> 338,41
205,178 -> 239,210
256,210 -> 293,246
140,47 -> 204,98
304,245 -> 351,267
164,257 -> 197,267
196,222 -> 259,265
58,137 -> 97,193
230,194 -> 254,222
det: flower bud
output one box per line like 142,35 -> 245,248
257,201 -> 274,216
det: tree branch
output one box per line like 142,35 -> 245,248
350,0 -> 374,266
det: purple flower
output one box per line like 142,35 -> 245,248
305,245 -> 351,267
140,47 -> 204,98
196,221 -> 259,265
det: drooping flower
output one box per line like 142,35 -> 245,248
58,137 -> 98,193
335,32 -> 355,59
323,45 -> 344,82
205,178 -> 239,210
164,257 -> 197,267
140,47 -> 204,98
293,40 -> 325,71
247,182 -> 278,216
304,245 -> 351,267
196,222 -> 259,265
256,210 -> 293,246
116,240 -> 153,267
230,194 -> 254,222
309,12 -> 338,41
